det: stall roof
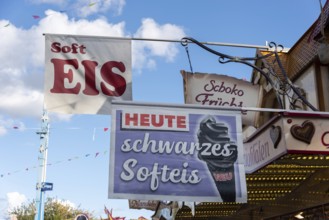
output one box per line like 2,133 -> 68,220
173,112 -> 329,219
175,153 -> 329,219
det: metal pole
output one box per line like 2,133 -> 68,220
34,110 -> 50,220
43,33 -> 270,49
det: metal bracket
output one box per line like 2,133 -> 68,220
181,37 -> 318,111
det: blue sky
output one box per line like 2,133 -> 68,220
0,0 -> 323,219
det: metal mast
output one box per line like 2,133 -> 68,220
34,110 -> 51,220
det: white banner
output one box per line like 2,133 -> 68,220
181,70 -> 262,126
44,34 -> 132,114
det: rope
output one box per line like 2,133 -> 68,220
184,45 -> 194,73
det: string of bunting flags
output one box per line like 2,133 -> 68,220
1,125 -> 110,179
9,125 -> 109,133
0,150 -> 108,179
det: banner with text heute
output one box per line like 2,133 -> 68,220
44,34 -> 132,115
108,101 -> 247,203
181,70 -> 262,126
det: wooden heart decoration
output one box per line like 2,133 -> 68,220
270,125 -> 281,149
290,120 -> 315,144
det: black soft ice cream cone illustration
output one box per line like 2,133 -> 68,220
197,116 -> 238,202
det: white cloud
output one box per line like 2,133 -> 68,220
0,11 -> 185,120
73,0 -> 126,17
0,88 -> 43,118
40,10 -> 127,37
54,198 -> 76,210
133,18 -> 186,72
7,192 -> 27,212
